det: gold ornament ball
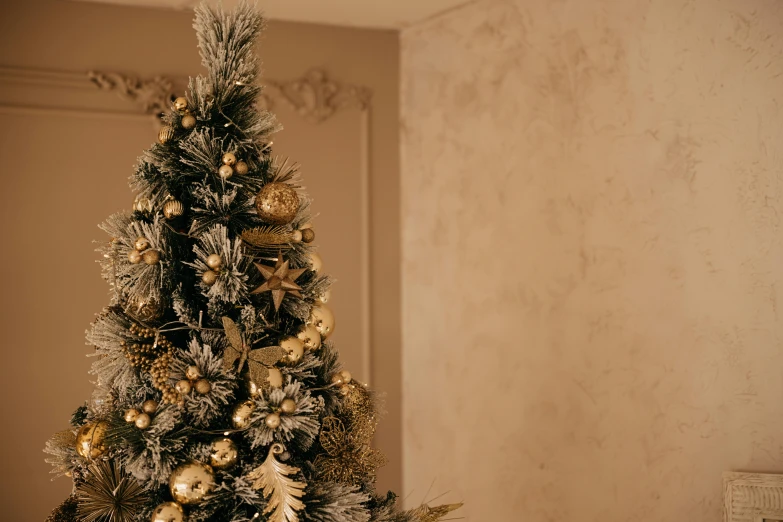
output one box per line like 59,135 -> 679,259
158,125 -> 174,145
185,365 -> 202,381
173,97 -> 188,112
124,408 -> 140,423
280,398 -> 297,414
265,412 -> 281,429
206,254 -> 222,270
125,295 -> 164,322
301,228 -> 315,243
135,413 -> 151,429
309,304 -> 335,339
231,400 -> 256,429
221,152 -> 237,166
181,114 -> 196,130
280,336 -> 304,365
128,250 -> 142,264
339,370 -> 352,383
151,501 -> 185,522
291,230 -> 303,243
209,437 -> 238,470
255,183 -> 299,225
195,379 -> 212,395
330,373 -> 344,386
202,270 -> 218,286
175,380 -> 192,395
133,197 -> 153,213
267,367 -> 283,388
244,375 -> 260,397
163,199 -> 184,220
309,252 -> 323,274
143,250 -> 161,265
135,237 -> 150,251
218,164 -> 233,180
142,399 -> 158,414
75,421 -> 109,459
297,324 -> 321,352
234,161 -> 248,175
317,289 -> 331,304
169,461 -> 215,505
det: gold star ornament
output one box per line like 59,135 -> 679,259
251,252 -> 306,311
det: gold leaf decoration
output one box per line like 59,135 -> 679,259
403,503 -> 463,522
241,226 -> 294,248
313,416 -> 387,484
221,316 -> 286,386
247,443 -> 306,522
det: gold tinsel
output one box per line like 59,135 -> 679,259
76,461 -> 146,522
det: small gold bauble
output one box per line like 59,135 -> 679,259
151,501 -> 185,522
169,461 -> 215,505
221,152 -> 237,166
163,199 -> 184,220
202,270 -> 218,286
309,304 -> 335,339
291,230 -> 303,243
330,373 -> 344,386
143,250 -> 161,265
280,336 -> 304,365
309,252 -> 323,274
218,164 -> 233,180
75,421 -> 109,459
194,379 -> 212,395
185,365 -> 202,381
206,254 -> 222,270
173,97 -> 188,112
234,161 -> 248,175
158,125 -> 175,144
142,399 -> 158,414
255,183 -> 299,225
265,412 -> 281,429
128,250 -> 142,264
135,413 -> 151,429
280,398 -> 297,414
135,237 -> 150,251
339,370 -> 352,383
209,437 -> 238,470
181,114 -> 196,129
231,400 -> 255,429
124,408 -> 140,423
267,367 -> 283,388
175,380 -> 192,395
297,324 -> 322,351
301,228 -> 315,243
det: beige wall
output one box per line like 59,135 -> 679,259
401,0 -> 783,520
0,1 -> 400,520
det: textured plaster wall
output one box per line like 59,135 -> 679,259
400,0 -> 783,520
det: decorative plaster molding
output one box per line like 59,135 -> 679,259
88,71 -> 176,116
724,472 -> 783,522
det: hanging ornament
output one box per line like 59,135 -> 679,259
209,437 -> 238,470
317,289 -> 331,304
231,400 -> 256,429
244,366 -> 284,397
247,443 -> 306,522
163,198 -> 184,220
124,295 -> 164,322
308,304 -> 335,339
251,251 -> 306,311
151,502 -> 185,522
169,461 -> 215,505
222,316 -> 286,387
76,460 -> 146,522
142,399 -> 158,414
255,183 -> 300,225
75,421 -> 109,459
296,324 -> 322,351
158,125 -> 174,145
300,228 -> 315,244
173,97 -> 188,113
308,252 -> 323,274
234,160 -> 249,175
279,336 -> 304,365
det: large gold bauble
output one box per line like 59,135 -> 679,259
255,183 -> 299,225
209,437 -> 238,470
75,421 -> 109,459
231,400 -> 256,429
297,324 -> 321,351
308,304 -> 335,339
151,501 -> 185,522
169,461 -> 215,505
280,336 -> 304,365
125,295 -> 164,322
309,252 -> 323,274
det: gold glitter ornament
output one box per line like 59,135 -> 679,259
75,421 -> 109,459
210,437 -> 238,469
255,183 -> 299,225
142,399 -> 158,414
142,249 -> 161,265
222,316 -> 286,387
158,125 -> 174,144
124,295 -> 164,322
181,114 -> 196,129
163,199 -> 184,220
234,161 -> 249,175
231,400 -> 256,429
169,461 -> 215,505
297,324 -> 321,351
301,228 -> 315,243
308,304 -> 335,339
151,502 -> 185,522
194,378 -> 212,394
134,413 -> 151,429
247,443 -> 305,522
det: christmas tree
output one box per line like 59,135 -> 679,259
44,3 -> 460,522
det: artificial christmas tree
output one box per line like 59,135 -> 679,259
43,3 -> 460,522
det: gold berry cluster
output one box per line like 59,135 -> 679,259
121,325 -> 180,404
